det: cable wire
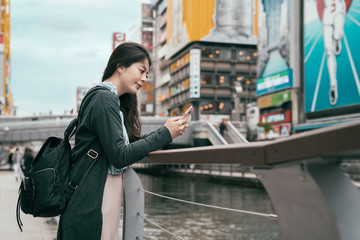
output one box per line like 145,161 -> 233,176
138,213 -> 184,240
140,189 -> 277,220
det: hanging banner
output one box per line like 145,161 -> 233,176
189,49 -> 201,98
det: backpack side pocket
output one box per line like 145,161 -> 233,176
19,175 -> 34,215
32,168 -> 65,217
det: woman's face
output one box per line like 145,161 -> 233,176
118,58 -> 149,95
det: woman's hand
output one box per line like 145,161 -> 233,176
164,116 -> 190,139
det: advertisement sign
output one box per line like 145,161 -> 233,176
113,32 -> 126,50
257,122 -> 291,139
256,69 -> 293,96
142,3 -> 152,19
166,0 -> 257,59
142,42 -> 153,51
142,31 -> 153,51
257,0 -> 291,78
257,90 -> 291,109
142,31 -> 153,41
189,49 -> 201,98
304,0 -> 360,113
259,110 -> 291,125
273,123 -> 291,137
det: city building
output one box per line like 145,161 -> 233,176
0,0 -> 13,115
151,0 -> 258,122
128,3 -> 155,116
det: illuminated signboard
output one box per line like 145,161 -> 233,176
259,110 -> 291,124
257,90 -> 291,109
256,69 -> 293,96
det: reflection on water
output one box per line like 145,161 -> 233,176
138,173 -> 280,240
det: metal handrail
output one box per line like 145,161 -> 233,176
132,121 -> 360,240
226,121 -> 249,143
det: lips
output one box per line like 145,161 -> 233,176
136,83 -> 142,90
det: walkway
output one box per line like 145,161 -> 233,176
0,171 -> 57,240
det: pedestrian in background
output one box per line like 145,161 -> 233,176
57,42 -> 189,240
7,146 -> 15,169
219,118 -> 227,136
22,146 -> 34,175
12,147 -> 23,182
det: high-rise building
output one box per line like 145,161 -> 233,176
0,0 -> 13,115
151,0 -> 258,121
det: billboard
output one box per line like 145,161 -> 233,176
304,0 -> 360,114
259,110 -> 291,124
256,69 -> 293,96
257,90 -> 291,109
257,0 -> 291,78
142,3 -> 152,19
166,0 -> 258,59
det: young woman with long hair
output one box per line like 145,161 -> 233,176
57,42 -> 189,240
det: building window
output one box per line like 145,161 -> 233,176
201,48 -> 214,59
217,74 -> 230,86
201,73 -> 213,85
219,49 -> 231,60
200,101 -> 231,114
237,50 -> 246,61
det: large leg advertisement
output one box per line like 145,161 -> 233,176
304,0 -> 360,114
257,0 -> 291,79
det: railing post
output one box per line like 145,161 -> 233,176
253,158 -> 360,240
122,167 -> 144,240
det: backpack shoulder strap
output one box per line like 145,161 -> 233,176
67,139 -> 102,190
64,85 -> 106,140
66,85 -> 105,191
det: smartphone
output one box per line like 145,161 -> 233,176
180,106 -> 194,121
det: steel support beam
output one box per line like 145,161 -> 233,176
122,167 -> 144,240
253,158 -> 360,240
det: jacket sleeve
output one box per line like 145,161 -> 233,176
92,101 -> 172,169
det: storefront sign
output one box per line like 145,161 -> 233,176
259,110 -> 291,125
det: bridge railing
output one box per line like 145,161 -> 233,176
123,120 -> 360,240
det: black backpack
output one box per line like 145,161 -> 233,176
16,87 -> 103,231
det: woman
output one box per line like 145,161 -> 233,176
22,146 -> 34,175
12,147 -> 24,182
57,42 -> 189,240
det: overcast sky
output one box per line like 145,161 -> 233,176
11,0 -> 149,116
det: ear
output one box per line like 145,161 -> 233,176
117,66 -> 123,74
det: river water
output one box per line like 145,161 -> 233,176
136,173 -> 280,240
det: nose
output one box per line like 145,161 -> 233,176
141,73 -> 148,82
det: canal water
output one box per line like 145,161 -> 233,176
136,173 -> 280,240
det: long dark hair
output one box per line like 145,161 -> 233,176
102,42 -> 151,142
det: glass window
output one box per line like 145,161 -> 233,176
219,49 -> 231,60
201,73 -> 213,85
217,74 -> 229,86
201,48 -> 213,59
237,50 -> 246,61
217,102 -> 231,114
200,101 -> 215,113
214,49 -> 220,59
